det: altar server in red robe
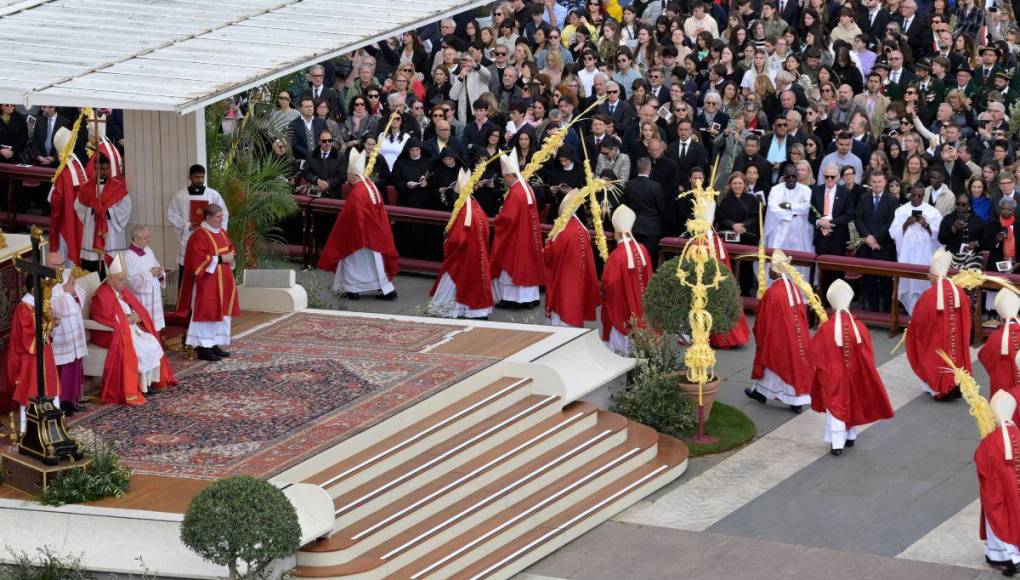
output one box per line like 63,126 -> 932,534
544,189 -> 600,327
429,169 -> 494,319
92,253 -> 175,405
490,148 -> 544,308
981,290 -> 1020,398
975,390 -> 1020,575
74,138 -> 131,272
177,204 -> 240,362
601,205 -> 652,355
318,147 -> 399,300
746,249 -> 814,412
699,199 -> 750,349
47,127 -> 86,265
6,276 -> 60,432
809,279 -> 895,455
906,248 -> 971,400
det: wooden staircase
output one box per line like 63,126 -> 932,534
291,375 -> 688,580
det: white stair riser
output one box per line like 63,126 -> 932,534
332,401 -> 561,529
473,459 -> 688,580
298,422 -> 624,568
324,385 -> 534,499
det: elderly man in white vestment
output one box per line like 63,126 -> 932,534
764,163 -> 813,280
123,225 -> 166,333
890,184 -> 943,314
47,252 -> 87,415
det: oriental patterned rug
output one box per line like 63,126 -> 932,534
65,314 -> 494,480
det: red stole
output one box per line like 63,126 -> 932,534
430,198 -> 494,309
751,277 -> 815,395
5,301 -> 60,407
601,238 -> 651,340
317,178 -> 400,279
177,226 -> 241,322
78,176 -> 128,251
489,179 -> 544,286
906,278 -> 972,396
809,315 -> 895,426
543,217 -> 601,326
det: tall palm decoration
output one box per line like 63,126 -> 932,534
204,79 -> 299,283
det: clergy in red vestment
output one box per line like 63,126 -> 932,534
906,248 -> 971,400
429,168 -> 494,319
698,199 -> 751,349
809,279 -> 895,455
981,290 -> 1020,398
746,249 -> 814,412
490,148 -> 544,308
74,138 -> 131,271
5,276 -> 60,432
47,127 -> 86,265
543,189 -> 600,327
92,253 -> 175,405
601,205 -> 652,355
318,147 -> 399,300
975,390 -> 1020,574
177,204 -> 240,362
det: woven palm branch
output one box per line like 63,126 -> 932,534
365,113 -> 397,178
951,270 -> 1020,295
936,350 -> 997,437
445,154 -> 498,233
522,96 -> 607,180
52,108 -> 90,184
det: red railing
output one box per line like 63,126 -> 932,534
0,163 -> 56,230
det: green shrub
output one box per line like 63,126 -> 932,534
0,547 -> 91,580
610,327 -> 696,438
39,438 -> 132,507
643,255 -> 742,335
180,476 -> 301,580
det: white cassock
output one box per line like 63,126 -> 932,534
430,273 -> 493,319
124,246 -> 166,332
763,182 -> 813,281
890,202 -> 943,314
334,249 -> 396,295
50,270 -> 88,366
114,291 -> 163,392
73,195 -> 131,262
166,186 -> 228,266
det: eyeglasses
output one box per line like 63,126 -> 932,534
495,51 -> 508,56
320,138 -> 333,143
821,87 -> 833,93
367,94 -> 380,99
824,175 -> 838,179
584,55 -> 595,60
650,73 -> 661,78
432,112 -> 445,117
606,89 -> 619,94
311,73 -> 324,78
354,101 -> 366,107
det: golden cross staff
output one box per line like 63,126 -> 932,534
578,130 -> 610,260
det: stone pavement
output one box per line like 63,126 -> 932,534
302,271 -> 1005,580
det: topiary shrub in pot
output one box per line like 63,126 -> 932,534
643,255 -> 742,336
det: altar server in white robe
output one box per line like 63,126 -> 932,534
763,163 -> 813,281
890,185 -> 943,314
167,164 -> 228,279
47,252 -> 87,415
124,225 -> 166,332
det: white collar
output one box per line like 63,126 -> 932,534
201,221 -> 222,234
21,293 -> 34,306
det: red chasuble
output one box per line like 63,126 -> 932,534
906,278 -> 972,396
78,175 -> 128,252
430,198 -> 494,309
489,179 -> 544,286
751,277 -> 814,395
6,301 -> 59,407
49,157 -> 86,264
601,239 -> 651,341
91,284 -> 176,405
809,315 -> 895,427
979,320 -> 1020,397
177,226 -> 241,322
704,230 -> 751,349
317,178 -> 400,279
975,423 -> 1020,548
543,217 -> 600,326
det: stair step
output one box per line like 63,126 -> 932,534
304,377 -> 533,496
449,436 -> 689,580
292,422 -> 659,578
303,405 -> 621,563
330,394 -> 562,528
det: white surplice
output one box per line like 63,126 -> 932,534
166,186 -> 228,266
890,202 -> 943,314
430,273 -> 492,319
73,194 -> 132,261
764,182 -> 813,281
114,292 -> 163,392
50,269 -> 87,366
124,246 -> 166,331
333,248 -> 395,295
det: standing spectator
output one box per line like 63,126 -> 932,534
717,171 -> 761,296
938,193 -> 986,270
289,97 -> 328,161
450,53 -> 492,122
819,132 -> 864,185
622,157 -> 665,264
0,103 -> 28,163
595,136 -> 630,183
854,172 -> 898,312
891,184 -> 943,314
30,105 -> 70,167
810,163 -> 856,289
300,130 -> 345,198
302,65 -> 341,120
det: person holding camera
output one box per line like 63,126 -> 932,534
984,197 -> 1020,274
938,193 -> 986,271
891,184 -> 943,314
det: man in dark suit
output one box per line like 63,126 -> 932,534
886,49 -> 916,99
666,119 -> 709,191
648,138 -> 682,237
731,134 -> 773,191
302,64 -> 342,120
583,114 -> 611,164
811,163 -> 856,293
30,106 -> 71,167
895,1 -> 929,60
289,97 -> 328,161
423,119 -> 466,161
622,156 -> 667,265
854,172 -> 898,312
597,82 -> 637,134
859,0 -> 891,38
776,0 -> 799,30
300,129 -> 346,198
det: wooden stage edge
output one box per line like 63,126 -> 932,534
1,315 -> 550,514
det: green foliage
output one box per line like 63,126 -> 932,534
610,326 -> 696,438
180,476 -> 301,580
298,269 -> 348,310
39,438 -> 132,507
1009,100 -> 1020,137
0,547 -> 91,580
684,402 -> 757,457
643,255 -> 742,335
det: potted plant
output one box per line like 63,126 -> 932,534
642,254 -> 743,422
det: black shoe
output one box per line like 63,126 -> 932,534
197,347 -> 222,362
744,387 -> 766,404
830,448 -> 842,456
845,440 -> 855,448
790,405 -> 805,414
344,292 -> 360,301
212,346 -> 231,358
1003,562 -> 1017,577
378,290 -> 398,301
524,300 -> 541,309
951,387 -> 963,400
495,300 -> 520,310
987,556 -> 1011,569
60,402 -> 75,417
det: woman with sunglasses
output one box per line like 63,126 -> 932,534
343,97 -> 378,149
610,48 -> 640,98
270,90 -> 300,131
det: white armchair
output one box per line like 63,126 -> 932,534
75,272 -> 112,378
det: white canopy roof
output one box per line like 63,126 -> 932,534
0,0 -> 486,114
